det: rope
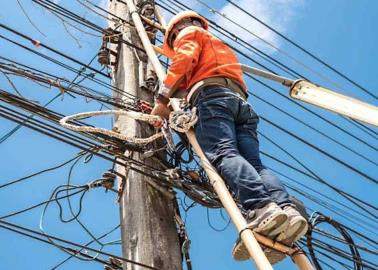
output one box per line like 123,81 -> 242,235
60,110 -> 163,144
169,107 -> 198,133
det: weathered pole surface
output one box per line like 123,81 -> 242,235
108,1 -> 182,269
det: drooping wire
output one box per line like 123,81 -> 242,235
0,151 -> 86,189
49,224 -> 121,270
0,220 -> 160,270
16,0 -> 46,37
0,185 -> 87,219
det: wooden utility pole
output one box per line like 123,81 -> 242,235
108,1 -> 182,269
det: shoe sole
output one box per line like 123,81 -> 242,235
232,240 -> 287,263
259,219 -> 309,265
263,248 -> 286,265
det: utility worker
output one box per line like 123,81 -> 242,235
151,10 -> 308,263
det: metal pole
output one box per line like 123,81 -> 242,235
108,1 -> 182,269
240,64 -> 294,86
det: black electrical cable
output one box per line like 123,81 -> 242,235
157,0 -> 378,149
0,62 -> 138,111
249,75 -> 378,153
0,186 -> 86,219
0,106 -> 139,172
35,0 -> 104,32
64,156 -> 106,247
0,92 -> 61,144
308,238 -> 377,270
0,54 -> 140,105
34,0 -> 103,32
0,89 -> 141,154
39,182 -> 107,262
0,220 -> 160,270
302,244 -> 357,270
259,131 -> 378,221
16,0 -> 46,37
283,183 -> 377,234
0,24 -> 110,78
0,151 -> 86,189
0,50 -> 99,145
251,92 -> 378,167
31,0 -> 147,53
345,118 -> 378,140
194,0 -> 364,94
50,224 -> 120,270
224,0 -> 378,102
0,100 -> 218,205
157,0 -> 303,80
307,212 -> 372,270
206,208 -> 231,232
0,103 -> 104,151
261,116 -> 378,185
313,228 -> 378,256
55,186 -> 88,223
271,168 -> 378,231
76,0 -> 131,25
261,151 -> 378,213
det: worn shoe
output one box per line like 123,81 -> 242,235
262,248 -> 287,265
277,206 -> 308,245
232,202 -> 288,261
262,206 -> 309,265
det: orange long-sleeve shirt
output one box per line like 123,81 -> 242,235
163,26 -> 246,95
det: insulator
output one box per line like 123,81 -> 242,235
98,49 -> 110,65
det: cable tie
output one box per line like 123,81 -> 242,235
238,226 -> 251,240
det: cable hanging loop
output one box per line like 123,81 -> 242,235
169,107 -> 198,133
59,110 -> 164,144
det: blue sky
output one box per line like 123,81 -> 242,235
0,1 -> 377,270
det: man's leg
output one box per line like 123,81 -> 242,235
235,101 -> 308,262
194,92 -> 273,210
194,90 -> 288,262
235,102 -> 292,208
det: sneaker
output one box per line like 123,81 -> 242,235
262,248 -> 287,265
276,206 -> 308,246
261,206 -> 309,265
232,202 -> 288,261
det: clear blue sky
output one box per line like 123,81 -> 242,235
0,1 -> 377,270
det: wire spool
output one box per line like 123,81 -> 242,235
60,110 -> 164,144
307,212 -> 363,270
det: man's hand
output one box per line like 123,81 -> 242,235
150,101 -> 171,128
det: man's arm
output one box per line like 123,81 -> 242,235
156,27 -> 203,105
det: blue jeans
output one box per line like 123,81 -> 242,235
194,86 -> 292,210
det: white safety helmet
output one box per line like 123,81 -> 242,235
163,11 -> 208,57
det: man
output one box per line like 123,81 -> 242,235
151,10 -> 308,263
